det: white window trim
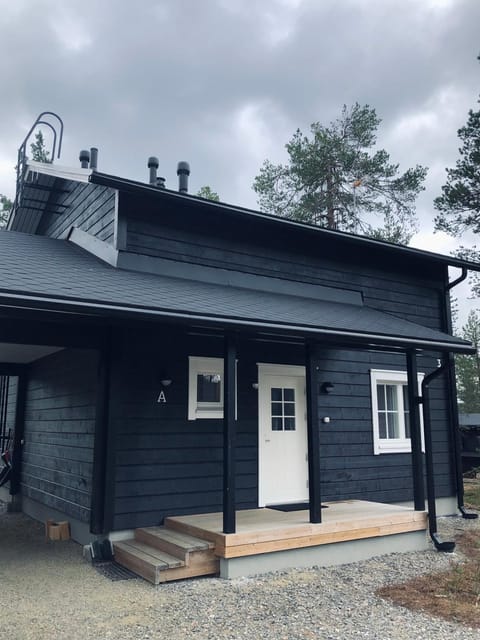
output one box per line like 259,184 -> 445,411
188,356 -> 237,420
370,369 -> 424,455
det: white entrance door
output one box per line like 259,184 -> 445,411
258,364 -> 308,507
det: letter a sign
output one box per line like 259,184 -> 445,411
157,390 -> 167,403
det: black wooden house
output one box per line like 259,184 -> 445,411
0,143 -> 478,580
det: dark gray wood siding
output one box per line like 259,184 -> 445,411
124,201 -> 443,331
109,330 -> 307,530
107,326 -> 454,532
21,349 -> 98,522
37,181 -> 115,242
313,347 -> 455,503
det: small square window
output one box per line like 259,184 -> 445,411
188,356 -> 236,420
188,357 -> 223,420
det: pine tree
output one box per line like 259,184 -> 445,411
196,186 -> 220,201
30,130 -> 50,163
456,310 -> 480,412
0,194 -> 12,228
253,103 -> 426,243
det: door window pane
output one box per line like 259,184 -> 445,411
271,388 -> 282,401
272,417 -> 283,431
270,387 -> 296,431
271,402 -> 283,416
283,388 -> 295,402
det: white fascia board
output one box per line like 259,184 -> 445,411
26,160 -> 92,183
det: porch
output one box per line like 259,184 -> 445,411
114,500 -> 429,582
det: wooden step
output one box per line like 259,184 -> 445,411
135,525 -> 214,561
113,540 -> 184,585
113,527 -> 220,584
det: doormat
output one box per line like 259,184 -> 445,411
94,561 -> 139,581
269,503 -> 328,512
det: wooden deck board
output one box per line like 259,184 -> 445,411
165,500 -> 428,559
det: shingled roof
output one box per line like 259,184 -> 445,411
0,231 -> 473,353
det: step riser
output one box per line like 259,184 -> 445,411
157,560 -> 219,583
114,545 -> 159,584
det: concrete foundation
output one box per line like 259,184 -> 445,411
396,495 -> 458,517
21,496 -> 99,545
219,530 -> 429,579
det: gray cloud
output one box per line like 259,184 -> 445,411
0,0 -> 478,267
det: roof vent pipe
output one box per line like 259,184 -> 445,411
156,176 -> 166,189
148,156 -> 159,185
90,147 -> 98,170
79,149 -> 90,169
177,161 -> 190,193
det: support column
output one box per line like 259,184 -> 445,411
223,334 -> 236,534
10,370 -> 27,497
90,333 -> 112,535
306,342 -> 322,523
406,350 -> 425,511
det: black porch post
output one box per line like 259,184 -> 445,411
223,333 -> 236,534
90,333 -> 112,535
306,342 -> 322,523
9,369 -> 27,498
406,349 -> 425,511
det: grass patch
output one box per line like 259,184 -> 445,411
377,528 -> 480,628
464,480 -> 480,511
377,479 -> 480,629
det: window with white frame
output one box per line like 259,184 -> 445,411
370,369 -> 424,454
188,356 -> 224,420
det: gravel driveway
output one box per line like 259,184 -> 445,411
0,507 -> 478,640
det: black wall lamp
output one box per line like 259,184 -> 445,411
160,375 -> 172,387
321,382 -> 335,394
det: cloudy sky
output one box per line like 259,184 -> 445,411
0,0 -> 479,320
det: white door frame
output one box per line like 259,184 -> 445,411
257,363 -> 307,507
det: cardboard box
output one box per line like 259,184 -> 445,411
45,519 -> 70,541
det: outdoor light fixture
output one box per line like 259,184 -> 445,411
160,376 -> 172,387
252,382 -> 259,390
321,382 -> 335,394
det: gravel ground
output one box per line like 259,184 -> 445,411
0,506 -> 479,640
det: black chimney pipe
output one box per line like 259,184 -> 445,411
90,147 -> 98,171
177,161 -> 190,193
79,150 -> 90,169
148,156 -> 159,185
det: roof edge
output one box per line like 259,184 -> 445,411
89,171 -> 480,274
0,289 -> 474,355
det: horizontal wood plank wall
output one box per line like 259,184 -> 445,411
21,349 -> 98,523
313,347 -> 455,502
109,327 -> 455,531
37,181 -> 115,242
125,204 -> 443,330
110,331 -> 305,530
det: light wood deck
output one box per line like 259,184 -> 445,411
165,500 -> 427,559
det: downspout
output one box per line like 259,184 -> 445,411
444,267 -> 478,519
420,362 -> 455,551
